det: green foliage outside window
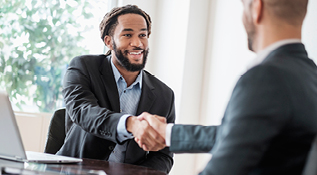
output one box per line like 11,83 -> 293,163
0,0 -> 93,112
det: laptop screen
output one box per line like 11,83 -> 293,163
0,91 -> 28,161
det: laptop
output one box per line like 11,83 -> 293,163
0,91 -> 82,163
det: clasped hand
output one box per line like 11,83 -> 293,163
126,112 -> 168,151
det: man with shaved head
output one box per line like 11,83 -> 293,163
137,0 -> 317,174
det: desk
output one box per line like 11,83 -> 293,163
0,158 -> 166,175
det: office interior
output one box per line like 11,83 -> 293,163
1,0 -> 317,174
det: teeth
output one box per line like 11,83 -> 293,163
129,51 -> 142,55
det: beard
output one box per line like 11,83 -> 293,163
113,42 -> 149,72
247,34 -> 255,52
246,24 -> 256,52
243,12 -> 256,52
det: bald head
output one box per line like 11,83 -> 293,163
263,0 -> 308,26
242,0 -> 308,52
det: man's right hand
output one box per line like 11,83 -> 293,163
134,112 -> 168,151
126,116 -> 166,151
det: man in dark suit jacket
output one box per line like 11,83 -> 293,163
137,0 -> 317,174
56,5 -> 175,173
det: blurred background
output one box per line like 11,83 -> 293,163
1,0 -> 316,174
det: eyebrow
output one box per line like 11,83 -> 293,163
122,28 -> 147,32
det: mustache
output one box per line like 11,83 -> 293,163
132,47 -> 143,50
124,47 -> 145,54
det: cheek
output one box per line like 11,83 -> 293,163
142,39 -> 149,48
242,13 -> 247,29
114,38 -> 128,49
242,11 -> 252,30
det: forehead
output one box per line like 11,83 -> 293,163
115,13 -> 147,32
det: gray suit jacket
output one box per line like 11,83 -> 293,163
57,55 -> 175,173
171,43 -> 317,175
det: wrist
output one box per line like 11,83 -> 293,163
126,116 -> 137,133
160,123 -> 167,140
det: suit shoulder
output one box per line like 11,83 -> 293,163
242,64 -> 283,82
143,70 -> 174,93
239,63 -> 298,96
69,54 -> 107,67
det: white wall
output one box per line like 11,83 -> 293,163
303,0 -> 317,60
15,112 -> 51,152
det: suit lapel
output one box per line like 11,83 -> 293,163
136,71 -> 156,115
99,58 -> 156,114
99,56 -> 120,112
126,72 -> 157,163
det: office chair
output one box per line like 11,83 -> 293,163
44,108 -> 66,154
302,136 -> 317,175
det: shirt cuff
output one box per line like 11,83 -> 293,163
117,114 -> 134,142
165,123 -> 174,147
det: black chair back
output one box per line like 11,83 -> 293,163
44,108 -> 66,154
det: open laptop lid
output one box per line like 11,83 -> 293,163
0,91 -> 82,163
0,91 -> 28,162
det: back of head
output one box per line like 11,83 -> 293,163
264,0 -> 308,26
99,4 -> 152,40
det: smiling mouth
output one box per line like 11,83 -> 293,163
128,51 -> 143,55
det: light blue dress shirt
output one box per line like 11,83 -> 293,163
110,61 -> 143,142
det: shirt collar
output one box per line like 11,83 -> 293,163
110,59 -> 143,88
247,39 -> 302,70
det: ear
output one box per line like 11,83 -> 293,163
252,0 -> 263,24
104,35 -> 113,50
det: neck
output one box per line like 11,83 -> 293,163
111,56 -> 140,87
254,23 -> 302,53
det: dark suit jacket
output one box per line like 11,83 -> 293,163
56,55 -> 175,173
171,43 -> 317,175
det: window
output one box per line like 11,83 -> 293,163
0,0 -> 110,113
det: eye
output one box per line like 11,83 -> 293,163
123,34 -> 132,37
139,34 -> 147,37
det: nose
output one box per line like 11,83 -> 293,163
130,36 -> 142,47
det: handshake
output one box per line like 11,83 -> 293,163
126,112 -> 168,152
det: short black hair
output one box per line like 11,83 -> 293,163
99,4 -> 152,41
264,0 -> 308,26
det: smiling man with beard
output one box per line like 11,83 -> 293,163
111,37 -> 149,72
56,5 -> 175,173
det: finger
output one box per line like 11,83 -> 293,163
135,137 -> 139,142
142,138 -> 164,151
135,137 -> 148,151
138,129 -> 161,150
136,115 -> 144,121
135,120 -> 154,146
135,120 -> 166,151
136,135 -> 152,151
135,137 -> 152,151
145,125 -> 166,149
137,113 -> 145,120
154,115 -> 167,123
135,137 -> 143,148
142,144 -> 149,151
143,114 -> 155,124
143,115 -> 161,131
137,112 -> 151,121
